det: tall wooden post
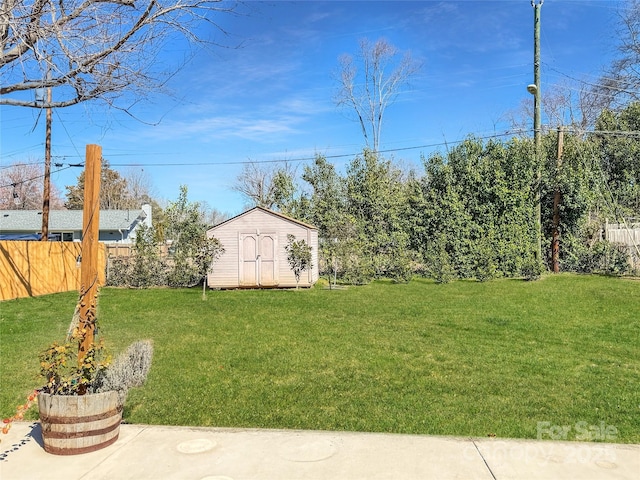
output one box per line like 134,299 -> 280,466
40,86 -> 52,241
551,127 -> 564,273
78,145 -> 102,364
532,0 -> 543,265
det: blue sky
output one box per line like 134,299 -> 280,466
0,0 -> 623,216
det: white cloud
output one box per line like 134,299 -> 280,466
132,90 -> 334,144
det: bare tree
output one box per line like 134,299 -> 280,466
0,0 -> 238,110
506,81 -> 605,134
599,0 -> 640,107
233,161 -> 296,211
124,168 -> 156,206
334,38 -> 421,151
0,161 -> 64,209
198,200 -> 230,226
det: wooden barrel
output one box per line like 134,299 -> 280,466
38,391 -> 122,455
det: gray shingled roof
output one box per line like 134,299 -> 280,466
0,209 -> 146,231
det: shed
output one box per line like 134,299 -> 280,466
206,206 -> 319,289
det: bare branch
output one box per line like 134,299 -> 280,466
0,0 -> 239,109
597,0 -> 640,107
333,37 -> 421,151
0,161 -> 65,209
233,161 -> 296,210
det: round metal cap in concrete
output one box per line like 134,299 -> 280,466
177,438 -> 217,454
277,437 -> 337,462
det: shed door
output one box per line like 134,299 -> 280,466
259,234 -> 277,286
239,235 -> 258,286
239,233 -> 278,286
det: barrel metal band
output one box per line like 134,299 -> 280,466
43,433 -> 120,455
42,417 -> 121,439
39,406 -> 122,425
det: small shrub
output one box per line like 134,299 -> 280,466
389,260 -> 414,283
96,340 -> 153,405
425,243 -> 456,284
39,328 -> 110,396
341,255 -> 374,285
285,234 -> 313,288
473,242 -> 498,282
520,256 -> 543,281
563,240 -> 631,275
107,257 -> 133,287
595,241 -> 631,275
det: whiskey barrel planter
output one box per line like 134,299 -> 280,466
37,391 -> 122,455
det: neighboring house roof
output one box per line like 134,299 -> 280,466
209,206 -> 317,231
0,208 -> 148,232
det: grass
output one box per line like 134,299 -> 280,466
1,274 -> 639,443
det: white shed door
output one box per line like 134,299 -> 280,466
239,233 -> 278,286
240,235 -> 258,286
259,234 -> 277,286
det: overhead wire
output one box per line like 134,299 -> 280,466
101,131 -> 526,168
543,63 -> 638,97
0,164 -> 78,190
3,128 -> 640,189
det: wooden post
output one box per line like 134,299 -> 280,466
532,0 -> 543,265
78,145 -> 102,364
551,127 -> 564,273
40,86 -> 52,241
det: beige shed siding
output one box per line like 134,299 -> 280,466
206,207 -> 318,289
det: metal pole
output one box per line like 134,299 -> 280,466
533,0 -> 543,265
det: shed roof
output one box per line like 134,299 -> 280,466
0,209 -> 147,231
208,206 -> 317,232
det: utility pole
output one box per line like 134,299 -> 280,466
527,0 -> 543,265
40,84 -> 52,241
78,145 -> 102,365
551,126 -> 564,273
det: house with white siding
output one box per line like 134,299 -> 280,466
0,204 -> 152,243
206,206 -> 318,289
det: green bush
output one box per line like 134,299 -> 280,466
563,240 -> 631,275
425,243 -> 456,284
473,239 -> 499,282
520,256 -> 544,281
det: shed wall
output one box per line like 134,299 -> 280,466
207,209 -> 318,288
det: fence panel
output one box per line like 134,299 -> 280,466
0,241 -> 106,301
105,244 -> 169,259
606,226 -> 640,246
106,244 -> 133,259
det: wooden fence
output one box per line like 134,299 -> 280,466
606,223 -> 640,246
0,241 -> 106,301
605,223 -> 640,269
105,244 -> 170,259
106,244 -> 133,259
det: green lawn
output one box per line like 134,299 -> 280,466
1,274 -> 638,443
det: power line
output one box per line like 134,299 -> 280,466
565,128 -> 640,138
543,63 -> 638,97
103,129 -> 640,167
106,131 -> 524,168
0,164 -> 78,190
3,128 -> 640,190
1,131 -> 521,189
